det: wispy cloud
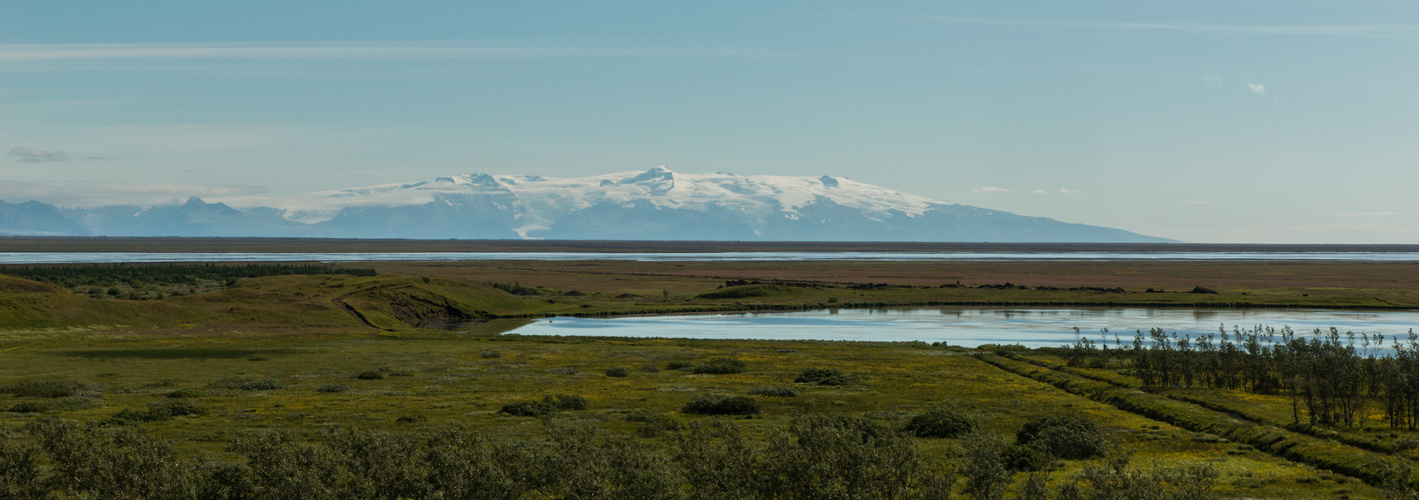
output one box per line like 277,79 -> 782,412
1334,211 -> 1400,217
0,42 -> 776,64
1031,189 -> 1046,194
0,180 -> 268,207
8,146 -> 68,163
1248,83 -> 1266,95
1058,188 -> 1082,194
972,186 -> 1013,193
920,17 -> 1418,39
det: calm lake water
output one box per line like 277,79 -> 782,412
3,251 -> 1419,264
505,307 -> 1419,348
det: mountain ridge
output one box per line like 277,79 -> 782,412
0,167 -> 1172,242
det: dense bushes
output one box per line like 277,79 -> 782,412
747,386 -> 799,397
499,394 -> 590,417
903,408 -> 981,438
1016,415 -> 1110,460
681,395 -> 761,415
210,377 -> 284,391
692,357 -> 746,375
0,413 -> 1217,500
794,368 -> 861,386
1,380 -> 82,398
110,400 -> 209,424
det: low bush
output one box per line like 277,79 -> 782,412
641,364 -> 661,373
794,368 -> 860,386
693,357 -> 746,375
7,402 -> 45,413
682,395 -> 760,416
1,380 -> 81,398
747,386 -> 799,397
499,394 -> 589,418
545,394 -> 589,411
111,400 -> 209,423
1003,444 -> 1048,472
165,389 -> 207,398
480,350 -> 501,359
499,400 -> 559,418
666,361 -> 694,370
315,384 -> 351,393
210,377 -> 284,391
356,371 -> 385,380
605,366 -> 630,378
1016,415 -> 1109,460
903,408 -> 981,439
636,413 -> 688,438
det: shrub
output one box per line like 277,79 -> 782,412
903,408 -> 981,438
210,377 -> 284,391
545,394 -> 589,411
479,350 -> 501,359
641,364 -> 661,373
356,371 -> 385,380
666,361 -> 694,370
7,402 -> 45,413
315,384 -> 351,393
605,366 -> 630,378
165,389 -> 207,398
239,379 -> 284,391
693,357 -> 746,375
499,400 -> 559,417
636,413 -> 688,438
747,386 -> 799,397
2,380 -> 81,398
682,395 -> 760,416
1004,444 -> 1048,472
794,368 -> 860,386
112,400 -> 210,423
1016,415 -> 1109,460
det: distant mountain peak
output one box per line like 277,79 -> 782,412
0,167 -> 1171,242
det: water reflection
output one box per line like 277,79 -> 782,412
505,307 -> 1419,349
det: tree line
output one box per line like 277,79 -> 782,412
1065,325 -> 1419,429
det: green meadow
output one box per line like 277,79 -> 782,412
1,261 -> 1416,498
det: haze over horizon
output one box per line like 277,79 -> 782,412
3,1 -> 1417,244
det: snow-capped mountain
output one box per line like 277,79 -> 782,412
2,167 -> 1171,242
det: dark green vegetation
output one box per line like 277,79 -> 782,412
4,256 -> 1419,497
3,263 -> 375,300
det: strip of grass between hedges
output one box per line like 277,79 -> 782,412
974,353 -> 1411,488
1014,354 -> 1402,457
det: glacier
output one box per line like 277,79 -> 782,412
0,167 -> 1171,242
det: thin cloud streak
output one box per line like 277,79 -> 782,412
0,180 -> 268,207
0,43 -> 779,64
921,16 -> 1418,39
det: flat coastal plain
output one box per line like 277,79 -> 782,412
1,239 -> 1417,498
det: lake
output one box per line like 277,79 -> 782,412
3,251 -> 1419,264
503,307 -> 1419,348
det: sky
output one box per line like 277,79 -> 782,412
2,1 -> 1417,243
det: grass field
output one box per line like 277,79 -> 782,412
2,256 -> 1417,498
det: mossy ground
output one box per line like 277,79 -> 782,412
0,327 -> 1381,498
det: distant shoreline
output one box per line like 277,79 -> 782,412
2,237 -> 1417,254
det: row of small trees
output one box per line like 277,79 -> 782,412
1,414 -> 1220,500
1065,325 -> 1419,429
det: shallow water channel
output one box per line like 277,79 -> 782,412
505,307 -> 1419,349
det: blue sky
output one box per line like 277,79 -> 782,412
2,1 -> 1417,242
